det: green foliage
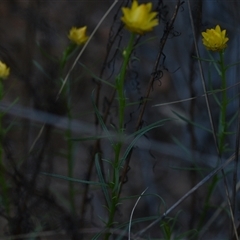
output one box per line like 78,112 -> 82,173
0,1 -> 239,240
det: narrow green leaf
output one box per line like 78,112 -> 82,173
120,119 -> 170,166
225,60 -> 240,70
172,111 -> 212,133
207,51 -> 221,75
72,134 -> 114,142
79,62 -> 116,88
227,110 -> 239,128
172,136 -> 191,158
33,60 -> 51,80
1,98 -> 19,117
41,172 -> 107,186
36,42 -> 58,62
95,153 -> 111,207
128,119 -> 171,139
91,91 -> 114,144
192,56 -> 216,63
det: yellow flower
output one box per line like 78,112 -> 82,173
121,0 -> 159,35
68,26 -> 89,45
0,61 -> 10,79
202,25 -> 229,51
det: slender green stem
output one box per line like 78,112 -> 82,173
117,33 -> 135,132
66,82 -> 75,213
198,50 -> 228,232
217,50 -> 228,156
197,174 -> 218,230
59,45 -> 77,214
60,43 -> 78,70
104,32 -> 135,240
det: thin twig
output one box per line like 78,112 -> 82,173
231,93 -> 240,238
153,82 -> 240,107
199,181 -> 240,239
119,0 -> 182,195
128,187 -> 148,240
28,124 -> 45,153
134,153 -> 235,238
188,1 -> 237,238
187,0 -> 218,154
56,0 -> 119,101
80,1 -> 124,221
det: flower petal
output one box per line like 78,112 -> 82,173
68,26 -> 89,45
0,61 -> 10,79
121,0 -> 159,35
201,25 -> 229,51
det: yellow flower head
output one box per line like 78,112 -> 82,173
121,0 -> 159,35
202,25 -> 229,52
0,61 -> 10,79
68,26 -> 89,45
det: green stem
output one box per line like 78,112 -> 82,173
197,174 -> 218,230
104,32 -> 135,240
66,81 -> 75,214
198,50 -> 228,232
60,43 -> 78,70
59,43 -> 78,214
59,47 -> 76,213
118,33 -> 135,132
218,50 -> 228,156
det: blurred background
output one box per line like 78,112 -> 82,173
0,0 -> 239,239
